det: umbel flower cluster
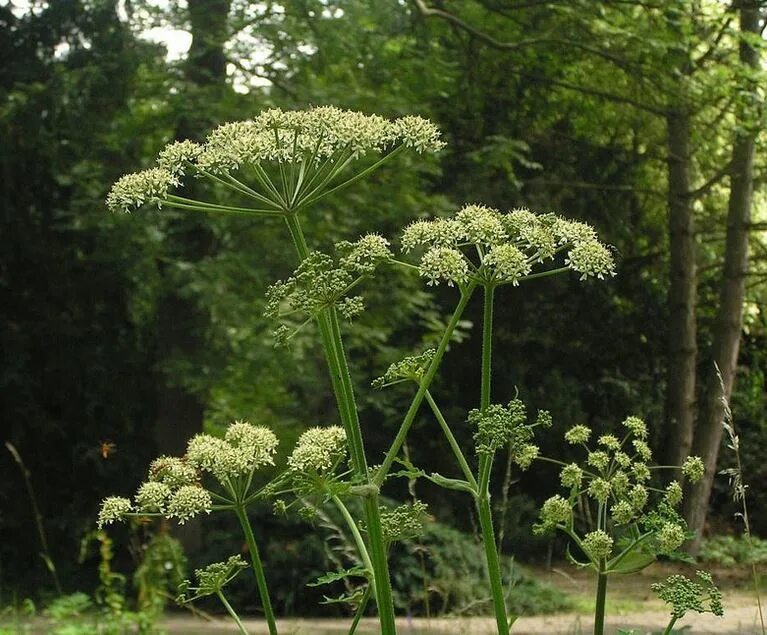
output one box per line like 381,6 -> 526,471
651,571 -> 724,620
106,106 -> 444,214
264,235 -> 393,344
177,555 -> 249,603
97,420 -> 278,527
536,415 -> 705,566
401,204 -> 615,287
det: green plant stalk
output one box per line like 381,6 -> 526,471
331,496 -> 374,585
425,391 -> 478,490
234,506 -> 278,635
216,590 -> 250,635
593,565 -> 608,635
474,284 -> 510,635
662,615 -> 679,635
375,283 -> 477,485
283,213 -> 397,634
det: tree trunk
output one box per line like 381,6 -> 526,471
683,2 -> 760,554
664,109 -> 697,466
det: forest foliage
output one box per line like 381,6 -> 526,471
1,0 -> 766,611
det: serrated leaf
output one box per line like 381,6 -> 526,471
307,566 -> 368,587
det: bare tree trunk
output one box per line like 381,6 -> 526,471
683,2 -> 760,554
664,109 -> 697,466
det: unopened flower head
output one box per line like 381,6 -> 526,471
632,462 -> 651,482
135,481 -> 172,512
611,500 -> 635,525
372,349 -> 436,389
681,456 -> 705,483
565,424 -> 592,445
629,484 -> 648,511
622,415 -> 648,439
540,495 -> 572,526
513,443 -> 539,470
611,470 -> 630,494
657,522 -> 686,553
381,501 -> 429,543
391,115 -> 446,153
598,434 -> 620,451
288,426 -> 347,474
665,481 -> 683,507
148,456 -> 197,488
470,400 -> 528,455
588,477 -> 612,503
652,571 -> 724,619
98,496 -> 132,529
632,439 -> 652,461
582,529 -> 614,560
587,450 -> 610,472
560,463 -> 583,488
106,168 -> 175,213
166,485 -> 212,524
337,234 -> 393,274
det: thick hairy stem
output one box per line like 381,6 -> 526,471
284,214 -> 397,634
235,506 -> 278,635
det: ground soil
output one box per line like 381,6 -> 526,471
160,562 -> 765,634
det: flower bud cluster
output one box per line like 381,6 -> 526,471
651,571 -> 724,619
178,555 -> 249,602
469,399 -> 534,461
380,501 -> 429,543
401,204 -> 615,287
265,236 -> 393,341
537,413 -> 706,569
372,349 -> 436,389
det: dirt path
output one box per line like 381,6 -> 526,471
164,599 -> 764,635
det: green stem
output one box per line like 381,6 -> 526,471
594,566 -> 608,635
216,590 -> 250,635
475,284 -> 509,635
476,493 -> 508,635
235,506 -> 278,635
297,146 -> 404,210
425,391 -> 478,490
662,615 -> 678,635
283,214 -> 397,635
348,586 -> 372,635
331,495 -> 374,582
375,283 -> 477,485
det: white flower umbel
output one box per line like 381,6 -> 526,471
287,426 -> 347,474
166,485 -> 212,524
97,496 -> 132,529
107,106 -> 446,217
400,204 -> 615,288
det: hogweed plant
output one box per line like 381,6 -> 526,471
97,105 -> 678,635
534,417 -> 714,635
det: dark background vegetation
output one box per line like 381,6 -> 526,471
1,0 -> 765,616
